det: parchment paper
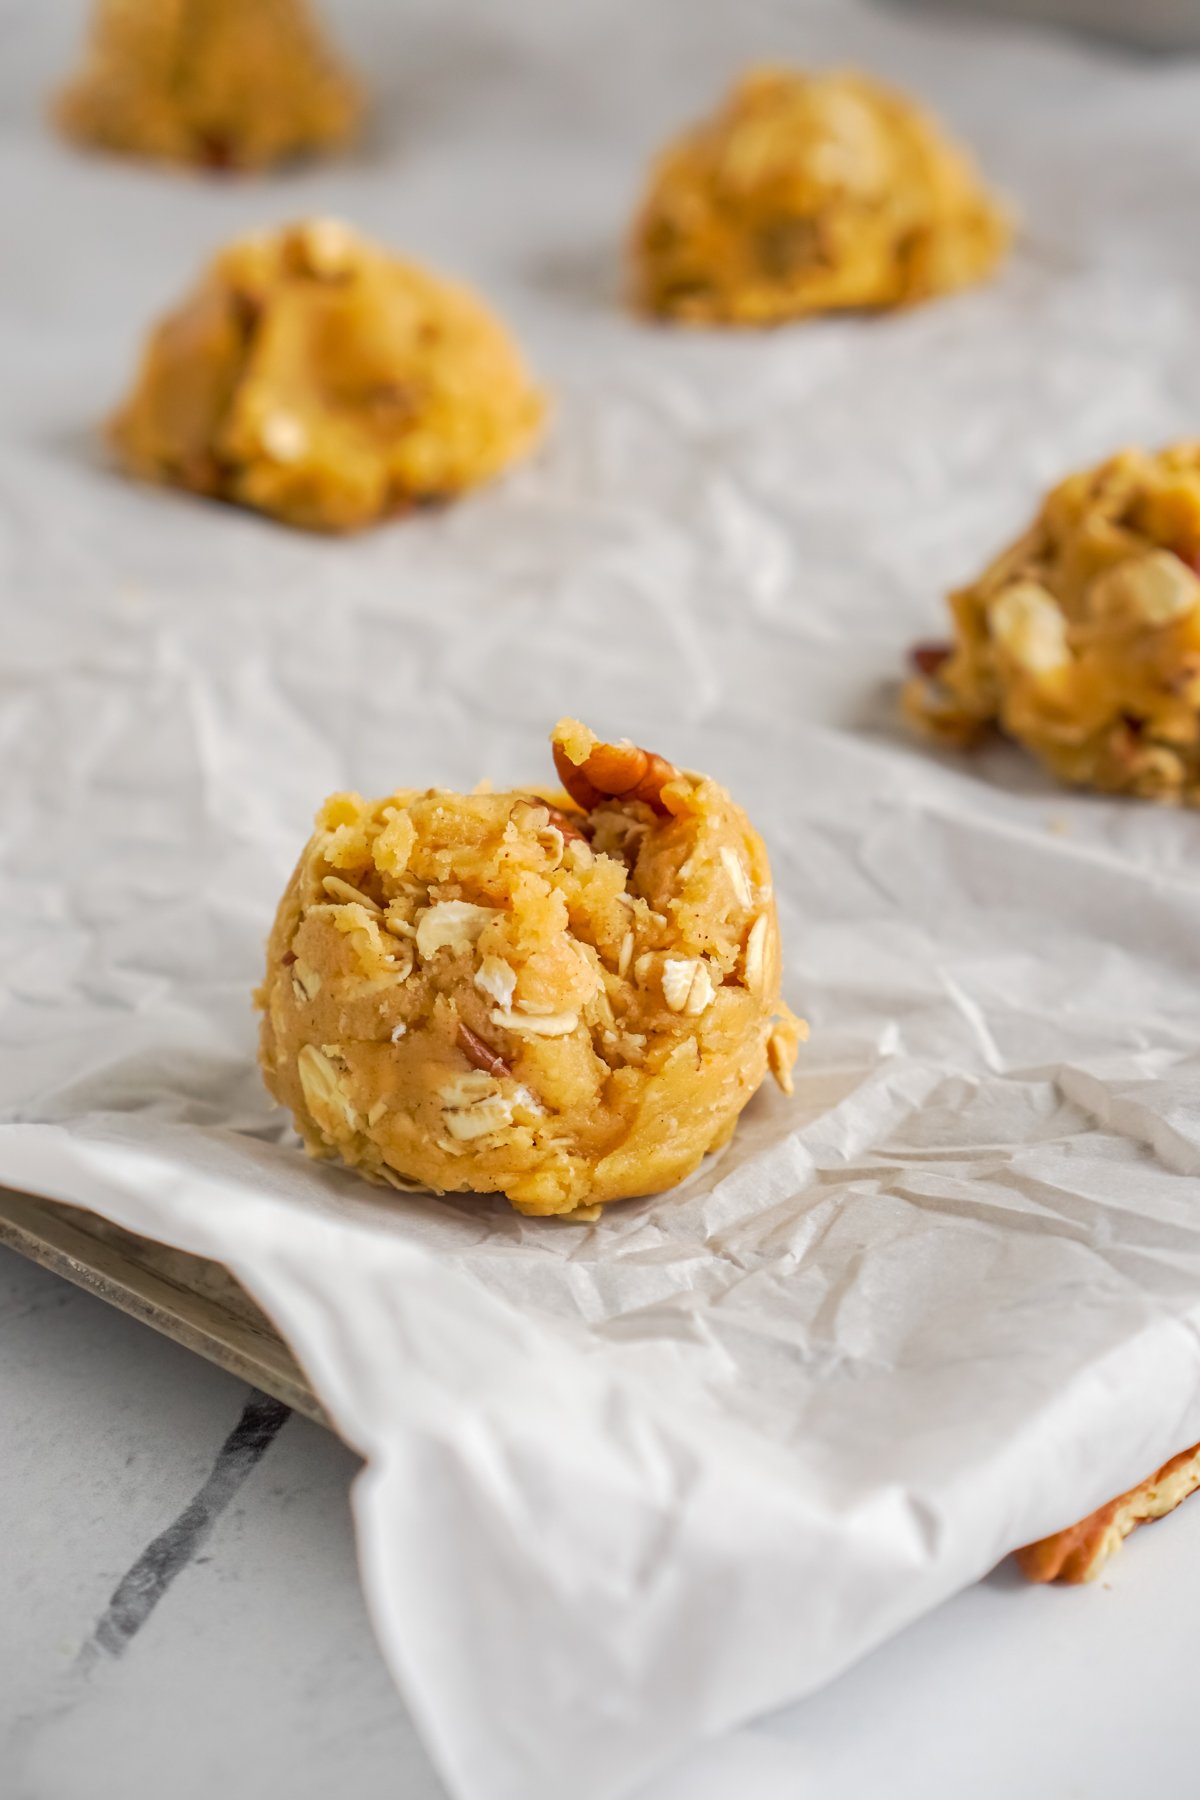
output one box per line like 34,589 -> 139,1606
5,2 -> 1200,1796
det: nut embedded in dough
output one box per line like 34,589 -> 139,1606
256,721 -> 805,1216
629,66 -> 1011,326
109,220 -> 546,532
905,443 -> 1200,802
53,0 -> 362,171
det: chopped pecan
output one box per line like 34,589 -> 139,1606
539,800 -> 587,844
368,381 -> 417,423
457,1022 -> 512,1080
909,640 -> 952,678
196,130 -> 234,170
756,215 -> 822,278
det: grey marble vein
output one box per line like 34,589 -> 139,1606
81,1391 -> 292,1666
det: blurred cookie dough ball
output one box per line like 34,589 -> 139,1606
257,721 -> 804,1218
630,66 -> 1010,326
905,443 -> 1200,802
110,219 -> 545,532
54,0 -> 361,170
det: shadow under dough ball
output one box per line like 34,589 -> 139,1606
906,443 -> 1200,803
109,219 -> 546,532
256,721 -> 805,1218
630,65 -> 1011,326
54,0 -> 361,170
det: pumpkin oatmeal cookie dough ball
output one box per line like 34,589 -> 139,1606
54,0 -> 360,171
110,220 -> 545,533
905,444 -> 1200,802
630,67 -> 1010,326
257,721 -> 804,1218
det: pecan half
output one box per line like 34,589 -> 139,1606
551,727 -> 679,816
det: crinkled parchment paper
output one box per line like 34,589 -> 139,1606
5,1 -> 1200,1796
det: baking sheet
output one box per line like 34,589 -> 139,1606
0,1188 -> 332,1426
6,1 -> 1200,1797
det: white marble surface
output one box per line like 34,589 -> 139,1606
5,1238 -> 1199,1800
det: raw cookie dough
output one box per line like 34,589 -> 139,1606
905,444 -> 1200,802
630,66 -> 1010,326
257,720 -> 804,1217
54,0 -> 360,171
1017,1440 -> 1200,1583
110,219 -> 545,533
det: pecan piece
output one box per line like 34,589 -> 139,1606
457,1022 -> 512,1080
909,640 -> 953,678
539,800 -> 587,844
756,215 -> 822,279
196,130 -> 234,170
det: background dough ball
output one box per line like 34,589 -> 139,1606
53,0 -> 361,170
905,443 -> 1200,802
52,0 -> 361,170
110,220 -> 545,532
630,66 -> 1011,326
257,722 -> 803,1217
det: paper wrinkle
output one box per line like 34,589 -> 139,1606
6,2 -> 1200,1797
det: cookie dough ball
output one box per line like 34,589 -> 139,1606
905,444 -> 1200,802
630,67 -> 1010,326
110,220 -> 545,532
257,721 -> 804,1217
54,0 -> 360,171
